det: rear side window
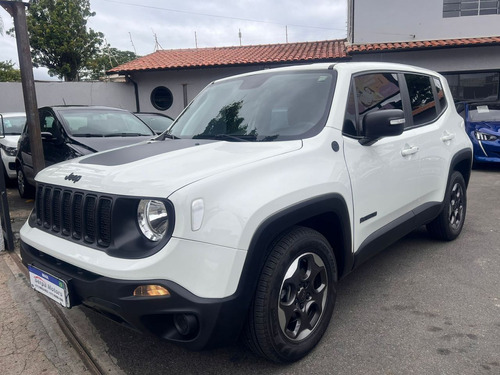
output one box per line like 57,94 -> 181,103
343,72 -> 401,137
405,74 -> 437,126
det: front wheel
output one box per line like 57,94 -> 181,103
427,171 -> 467,241
17,167 -> 35,199
244,226 -> 337,363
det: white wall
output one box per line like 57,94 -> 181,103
0,81 -> 135,113
350,45 -> 500,72
349,0 -> 500,44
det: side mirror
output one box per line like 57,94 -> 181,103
0,114 -> 5,139
359,109 -> 405,146
41,131 -> 56,141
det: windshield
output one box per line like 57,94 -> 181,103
136,114 -> 173,133
59,109 -> 155,137
469,103 -> 500,122
169,70 -> 336,141
1,115 -> 26,135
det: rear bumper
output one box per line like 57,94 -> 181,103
20,240 -> 249,350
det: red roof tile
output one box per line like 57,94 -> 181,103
346,36 -> 500,53
108,39 -> 348,74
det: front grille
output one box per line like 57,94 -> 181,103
35,184 -> 113,248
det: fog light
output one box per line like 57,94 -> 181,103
133,285 -> 170,297
174,313 -> 199,337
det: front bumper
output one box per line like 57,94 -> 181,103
20,240 -> 250,350
1,151 -> 16,179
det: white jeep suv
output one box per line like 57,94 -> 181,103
20,62 -> 473,363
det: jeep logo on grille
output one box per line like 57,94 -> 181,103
64,173 -> 82,183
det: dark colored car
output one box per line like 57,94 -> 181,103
458,102 -> 500,165
134,112 -> 174,134
16,106 -> 155,197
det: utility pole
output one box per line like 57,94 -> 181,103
1,1 -> 45,175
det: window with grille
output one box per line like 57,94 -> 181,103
443,0 -> 500,17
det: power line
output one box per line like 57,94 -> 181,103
101,0 -> 346,32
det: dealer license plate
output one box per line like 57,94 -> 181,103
28,265 -> 70,308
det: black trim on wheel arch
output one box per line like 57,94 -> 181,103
233,194 -> 352,329
449,148 -> 473,187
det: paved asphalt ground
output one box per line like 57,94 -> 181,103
4,166 -> 500,375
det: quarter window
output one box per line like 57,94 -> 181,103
405,74 -> 437,126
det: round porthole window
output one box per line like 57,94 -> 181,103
151,86 -> 173,111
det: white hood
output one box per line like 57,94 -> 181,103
36,139 -> 303,197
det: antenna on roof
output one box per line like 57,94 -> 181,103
152,29 -> 163,51
195,31 -> 198,48
285,25 -> 288,43
129,32 -> 137,55
238,29 -> 242,46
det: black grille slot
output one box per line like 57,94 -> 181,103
52,189 -> 61,231
43,187 -> 51,228
72,193 -> 83,240
62,191 -> 72,236
98,198 -> 112,247
84,196 -> 97,243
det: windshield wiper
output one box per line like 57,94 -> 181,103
104,133 -> 151,137
158,132 -> 180,141
193,134 -> 257,142
73,133 -> 105,137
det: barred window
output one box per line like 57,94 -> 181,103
443,0 -> 500,18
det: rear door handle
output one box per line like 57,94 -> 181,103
401,145 -> 419,156
441,132 -> 455,142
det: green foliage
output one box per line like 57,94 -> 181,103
0,60 -> 21,82
84,46 -> 139,80
26,0 -> 104,81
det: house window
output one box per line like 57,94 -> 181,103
443,0 -> 500,18
443,72 -> 499,100
151,86 -> 173,111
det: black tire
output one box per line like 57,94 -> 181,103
17,167 -> 35,199
244,226 -> 337,363
427,171 -> 466,241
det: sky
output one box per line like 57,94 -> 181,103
0,0 -> 347,81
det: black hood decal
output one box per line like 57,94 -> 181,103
79,139 -> 217,166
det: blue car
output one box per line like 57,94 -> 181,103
459,102 -> 500,165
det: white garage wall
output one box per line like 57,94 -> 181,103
0,81 -> 135,113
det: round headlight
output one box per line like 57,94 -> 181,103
137,200 -> 169,241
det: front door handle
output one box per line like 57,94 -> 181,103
401,145 -> 419,157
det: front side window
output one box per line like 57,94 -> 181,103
343,72 -> 401,136
169,70 -> 336,141
405,74 -> 437,126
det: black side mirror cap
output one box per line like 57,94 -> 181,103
359,109 -> 405,146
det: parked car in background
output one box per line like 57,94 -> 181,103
16,105 -> 155,198
0,112 -> 26,182
134,112 -> 174,134
457,101 -> 500,165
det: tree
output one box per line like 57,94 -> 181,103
24,0 -> 104,81
85,46 -> 139,80
0,60 -> 21,82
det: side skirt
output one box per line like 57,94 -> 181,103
353,202 -> 442,269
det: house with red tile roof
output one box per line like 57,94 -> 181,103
107,1 -> 500,117
107,40 -> 348,117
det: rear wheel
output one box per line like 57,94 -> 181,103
244,226 -> 337,363
427,171 -> 466,241
17,167 -> 35,199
